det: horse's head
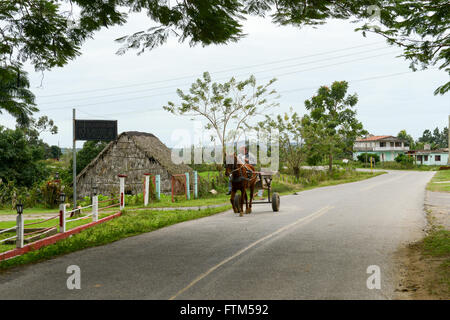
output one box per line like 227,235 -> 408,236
224,153 -> 237,176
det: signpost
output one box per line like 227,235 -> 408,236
72,109 -> 117,209
75,119 -> 118,141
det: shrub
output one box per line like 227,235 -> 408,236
395,153 -> 413,164
40,180 -> 62,208
197,176 -> 211,198
357,153 -> 380,164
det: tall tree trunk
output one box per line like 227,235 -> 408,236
293,166 -> 300,180
328,153 -> 333,172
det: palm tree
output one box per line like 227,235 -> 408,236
0,63 -> 37,127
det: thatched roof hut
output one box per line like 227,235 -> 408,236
76,131 -> 193,198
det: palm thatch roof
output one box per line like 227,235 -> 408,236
76,131 -> 193,181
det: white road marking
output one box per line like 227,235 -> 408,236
169,205 -> 334,300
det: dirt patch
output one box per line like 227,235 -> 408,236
394,191 -> 450,300
394,242 -> 449,300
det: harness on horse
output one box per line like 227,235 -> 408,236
230,165 -> 255,182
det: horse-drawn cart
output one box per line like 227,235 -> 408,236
234,169 -> 280,212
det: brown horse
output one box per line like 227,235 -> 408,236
225,154 -> 258,216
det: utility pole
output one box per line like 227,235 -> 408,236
73,108 -> 77,209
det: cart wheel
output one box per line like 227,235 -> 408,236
271,192 -> 280,212
234,194 -> 241,212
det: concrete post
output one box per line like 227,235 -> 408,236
118,174 -> 127,210
59,202 -> 66,233
92,194 -> 98,222
155,175 -> 160,200
185,172 -> 190,200
144,174 -> 150,206
16,213 -> 24,249
194,171 -> 198,199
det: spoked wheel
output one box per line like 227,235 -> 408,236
271,192 -> 280,212
234,194 -> 241,213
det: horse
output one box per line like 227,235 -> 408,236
224,154 -> 258,217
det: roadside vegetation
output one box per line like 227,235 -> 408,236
355,161 -> 441,171
406,226 -> 450,298
0,205 -> 232,270
398,171 -> 450,299
427,170 -> 450,193
0,211 -> 120,254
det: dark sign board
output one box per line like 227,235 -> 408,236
75,120 -> 117,141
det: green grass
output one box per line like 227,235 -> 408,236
273,170 -> 386,195
135,193 -> 230,208
427,170 -> 450,193
198,171 -> 220,178
0,211 -> 116,230
354,161 -> 441,171
422,229 -> 450,293
0,205 -> 231,270
0,211 -> 119,253
423,229 -> 450,257
0,199 -> 120,215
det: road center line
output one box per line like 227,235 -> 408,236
168,205 -> 334,300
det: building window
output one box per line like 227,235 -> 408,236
395,142 -> 402,147
380,142 -> 386,147
390,142 -> 395,147
424,155 -> 428,161
436,155 -> 441,162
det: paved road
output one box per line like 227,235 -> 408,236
0,170 -> 434,299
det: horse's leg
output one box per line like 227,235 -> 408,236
230,189 -> 238,213
244,186 -> 250,214
239,188 -> 245,217
248,181 -> 255,214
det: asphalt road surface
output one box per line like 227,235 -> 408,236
0,170 -> 434,299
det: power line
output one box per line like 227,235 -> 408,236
36,41 -> 385,99
258,51 -> 398,80
278,68 -> 435,95
37,46 -> 395,106
39,51 -> 399,111
65,68 -> 431,119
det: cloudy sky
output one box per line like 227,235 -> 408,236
1,12 -> 448,148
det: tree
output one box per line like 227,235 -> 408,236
442,127 -> 449,148
357,153 -> 380,164
357,0 -> 449,95
418,129 -> 433,145
15,116 -> 59,161
394,153 -> 413,166
0,126 -> 50,187
256,108 -> 304,179
417,126 -> 449,149
48,145 -> 62,160
433,126 -> 449,148
1,0 -> 447,129
301,81 -> 367,172
164,72 -> 278,161
69,140 -> 109,175
397,129 -> 415,149
0,64 -> 37,126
